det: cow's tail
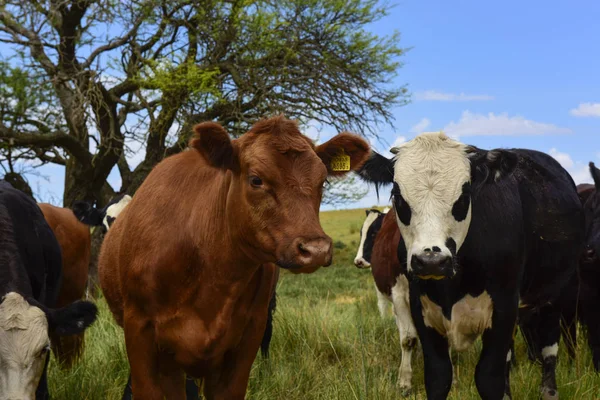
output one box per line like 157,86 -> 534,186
261,288 -> 277,358
50,332 -> 85,370
72,201 -> 104,226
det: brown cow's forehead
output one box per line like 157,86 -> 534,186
241,133 -> 327,186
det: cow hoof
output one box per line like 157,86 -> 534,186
541,387 -> 558,400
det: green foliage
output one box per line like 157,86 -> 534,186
136,59 -> 221,97
47,209 -> 600,399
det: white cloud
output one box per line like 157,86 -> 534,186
410,118 -> 431,133
415,90 -> 494,102
443,111 -> 572,137
549,148 -> 594,185
549,148 -> 574,169
391,136 -> 407,148
570,103 -> 600,118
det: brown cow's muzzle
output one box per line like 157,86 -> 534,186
277,236 -> 333,269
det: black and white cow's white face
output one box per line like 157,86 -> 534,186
390,134 -> 473,278
358,132 -> 518,279
0,292 -> 97,399
354,207 -> 389,268
583,163 -> 600,264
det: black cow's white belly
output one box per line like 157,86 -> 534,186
420,292 -> 493,352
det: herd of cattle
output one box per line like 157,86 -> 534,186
0,115 -> 598,399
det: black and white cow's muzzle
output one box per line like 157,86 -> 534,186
410,250 -> 454,280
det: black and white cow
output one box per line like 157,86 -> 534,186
0,181 -> 98,399
72,194 -> 132,233
354,208 -> 390,269
578,163 -> 600,370
358,132 -> 584,400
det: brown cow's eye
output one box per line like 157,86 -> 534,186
249,176 -> 263,188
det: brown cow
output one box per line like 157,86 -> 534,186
98,116 -> 370,399
38,203 -> 91,368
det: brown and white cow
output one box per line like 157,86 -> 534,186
354,207 -> 418,394
98,115 -> 370,399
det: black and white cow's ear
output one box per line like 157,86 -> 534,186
468,147 -> 518,189
356,151 -> 395,197
590,162 -> 600,189
47,300 -> 98,336
356,151 -> 395,201
71,201 -> 104,226
190,122 -> 239,171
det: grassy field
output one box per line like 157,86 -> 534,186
48,208 -> 600,399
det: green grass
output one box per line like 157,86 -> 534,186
48,208 -> 600,399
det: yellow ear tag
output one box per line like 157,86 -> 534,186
331,149 -> 351,172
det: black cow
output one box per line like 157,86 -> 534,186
578,163 -> 600,370
0,181 -> 98,399
358,133 -> 584,400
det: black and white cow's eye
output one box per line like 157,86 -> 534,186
452,182 -> 471,222
38,345 -> 50,358
392,183 -> 412,225
249,176 -> 263,188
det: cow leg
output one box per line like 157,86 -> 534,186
535,306 -> 561,400
475,298 -> 517,400
580,283 -> 600,371
519,315 -> 541,362
560,310 -> 577,362
185,376 -> 200,399
122,375 -> 132,400
410,288 -> 452,400
392,276 -> 417,395
376,283 -> 391,318
124,315 -> 163,400
261,288 -> 277,358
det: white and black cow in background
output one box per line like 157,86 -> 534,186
72,194 -> 133,233
0,181 -> 98,399
358,132 -> 584,400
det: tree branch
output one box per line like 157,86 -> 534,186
0,122 -> 91,165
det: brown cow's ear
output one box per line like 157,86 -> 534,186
189,122 -> 238,170
316,133 -> 370,176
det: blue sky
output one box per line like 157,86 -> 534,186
342,0 -> 600,210
3,0 -> 599,208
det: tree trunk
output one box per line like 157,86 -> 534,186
87,226 -> 105,298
